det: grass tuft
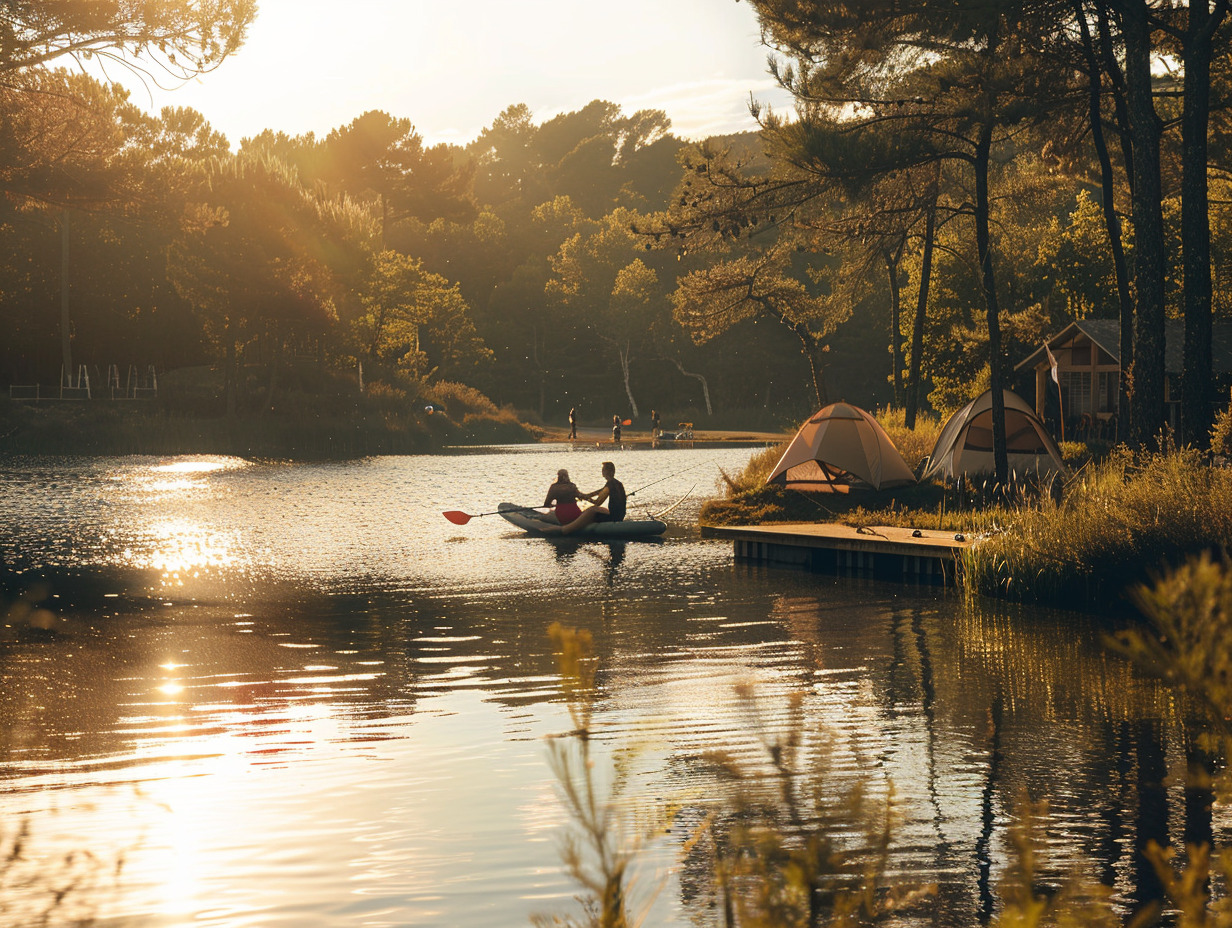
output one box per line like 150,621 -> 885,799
962,447 -> 1232,606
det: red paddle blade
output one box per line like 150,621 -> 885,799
622,418 -> 632,426
442,510 -> 472,525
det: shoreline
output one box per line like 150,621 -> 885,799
0,409 -> 787,459
535,426 -> 788,446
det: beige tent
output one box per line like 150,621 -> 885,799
766,402 -> 917,491
922,389 -> 1065,481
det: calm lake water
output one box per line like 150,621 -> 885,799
0,446 -> 1220,927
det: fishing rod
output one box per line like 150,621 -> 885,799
652,483 -> 696,520
627,460 -> 710,499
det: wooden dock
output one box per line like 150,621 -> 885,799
702,522 -> 975,585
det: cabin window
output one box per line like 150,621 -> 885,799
1097,372 -> 1118,413
1062,371 -> 1092,415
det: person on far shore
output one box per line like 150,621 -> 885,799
612,415 -> 621,443
650,409 -> 660,439
568,406 -> 577,440
562,461 -> 626,535
544,468 -> 583,527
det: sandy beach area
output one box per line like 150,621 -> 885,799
536,425 -> 788,445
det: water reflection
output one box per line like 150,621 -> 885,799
0,450 -> 1218,926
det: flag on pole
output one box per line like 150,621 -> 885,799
1044,342 -> 1059,384
1044,342 -> 1064,442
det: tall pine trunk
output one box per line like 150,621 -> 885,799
1123,0 -> 1168,447
1078,3 -> 1133,441
885,240 -> 905,405
1180,0 -> 1226,447
905,187 -> 937,431
974,123 -> 1009,485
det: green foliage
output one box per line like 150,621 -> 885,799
985,799 -> 1121,928
11,3 -> 1232,446
353,249 -> 492,379
0,0 -> 256,78
541,568 -> 1232,928
716,443 -> 789,496
421,381 -> 535,443
1102,556 -> 1232,928
538,624 -> 936,928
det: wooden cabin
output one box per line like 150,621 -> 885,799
1014,318 -> 1232,440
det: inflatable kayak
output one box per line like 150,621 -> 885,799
497,502 -> 667,538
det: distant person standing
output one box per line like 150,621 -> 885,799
612,415 -> 621,443
650,409 -> 660,439
568,406 -> 577,440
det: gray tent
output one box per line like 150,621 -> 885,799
923,389 -> 1065,481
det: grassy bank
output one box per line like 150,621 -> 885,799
963,447 -> 1232,605
702,412 -> 1232,609
0,370 -> 535,457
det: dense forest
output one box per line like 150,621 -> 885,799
4,2 -> 1232,463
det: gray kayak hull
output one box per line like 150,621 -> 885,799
497,502 -> 667,538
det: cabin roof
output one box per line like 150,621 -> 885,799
1015,318 -> 1232,374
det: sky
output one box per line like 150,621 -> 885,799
112,0 -> 795,150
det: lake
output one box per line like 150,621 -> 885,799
0,446 -> 1219,927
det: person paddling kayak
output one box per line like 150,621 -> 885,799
562,461 -> 625,535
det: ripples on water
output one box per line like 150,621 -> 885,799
0,447 -> 1220,927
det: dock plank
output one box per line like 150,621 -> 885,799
702,522 -> 974,585
703,522 -> 973,551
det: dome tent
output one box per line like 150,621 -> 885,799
922,389 -> 1065,481
766,402 -> 917,491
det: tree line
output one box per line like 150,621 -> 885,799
3,2 -> 1232,466
662,0 -> 1232,482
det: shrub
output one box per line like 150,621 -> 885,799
424,380 -> 498,418
717,443 -> 787,497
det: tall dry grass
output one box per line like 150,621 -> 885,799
962,447 -> 1232,605
875,406 -> 942,472
716,443 -> 788,497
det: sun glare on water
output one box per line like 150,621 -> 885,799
99,458 -> 257,581
135,519 -> 244,577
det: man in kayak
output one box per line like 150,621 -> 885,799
561,461 -> 625,535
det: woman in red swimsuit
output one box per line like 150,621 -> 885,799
544,469 -> 584,526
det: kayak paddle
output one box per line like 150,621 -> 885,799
443,504 -> 549,525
